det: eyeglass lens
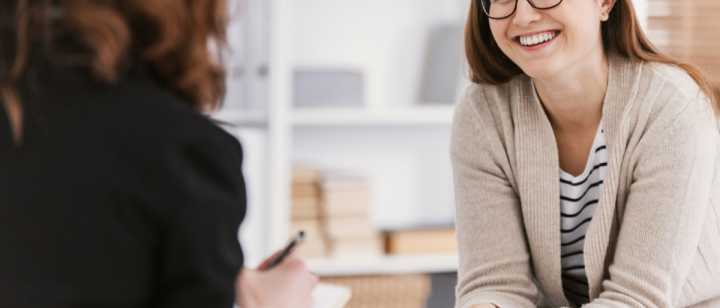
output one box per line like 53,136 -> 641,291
480,0 -> 563,19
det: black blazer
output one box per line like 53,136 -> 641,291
0,67 -> 246,308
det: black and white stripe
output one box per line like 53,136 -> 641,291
560,127 -> 608,306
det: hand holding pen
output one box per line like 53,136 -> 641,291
258,231 -> 306,271
235,231 -> 318,308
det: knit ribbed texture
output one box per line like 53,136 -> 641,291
451,55 -> 720,308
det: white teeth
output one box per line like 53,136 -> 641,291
519,31 -> 556,47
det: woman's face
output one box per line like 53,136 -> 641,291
488,0 -> 613,80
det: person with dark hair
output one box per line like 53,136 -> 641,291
0,1 -> 316,308
452,0 -> 720,307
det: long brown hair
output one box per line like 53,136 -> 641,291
464,0 -> 719,113
0,0 -> 229,114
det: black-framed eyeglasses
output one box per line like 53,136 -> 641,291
479,0 -> 565,20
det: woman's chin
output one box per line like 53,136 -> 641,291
519,61 -> 565,81
521,67 -> 554,80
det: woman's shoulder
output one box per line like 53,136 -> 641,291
620,60 -> 718,147
90,79 -> 245,189
631,61 -> 716,126
100,78 -> 240,152
455,77 -> 526,131
452,78 -> 528,160
459,78 -> 524,108
643,61 -> 708,101
42,72 -> 247,170
25,65 -> 239,152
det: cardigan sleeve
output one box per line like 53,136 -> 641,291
451,90 -> 540,308
143,126 -> 247,308
585,96 -> 718,307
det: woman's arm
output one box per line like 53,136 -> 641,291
584,97 -> 718,307
451,91 -> 539,308
144,128 -> 247,308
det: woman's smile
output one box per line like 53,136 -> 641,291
514,30 -> 562,53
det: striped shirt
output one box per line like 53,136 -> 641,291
560,125 -> 608,306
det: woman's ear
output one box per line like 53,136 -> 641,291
598,0 -> 616,21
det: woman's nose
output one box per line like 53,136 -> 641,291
512,0 -> 543,27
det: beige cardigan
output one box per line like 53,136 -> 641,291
451,55 -> 720,308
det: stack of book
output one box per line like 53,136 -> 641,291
321,171 -> 382,257
383,225 -> 457,255
290,166 -> 382,258
291,166 -> 329,258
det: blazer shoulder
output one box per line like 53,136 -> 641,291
107,81 -> 240,150
81,80 -> 244,174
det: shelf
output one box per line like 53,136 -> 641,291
211,109 -> 268,128
306,254 -> 458,277
292,106 -> 455,127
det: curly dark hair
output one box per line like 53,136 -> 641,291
1,0 -> 229,116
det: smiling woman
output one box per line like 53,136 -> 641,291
465,0 -> 717,108
453,0 -> 720,307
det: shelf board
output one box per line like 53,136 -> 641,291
306,254 -> 458,277
211,109 -> 268,128
292,106 -> 455,127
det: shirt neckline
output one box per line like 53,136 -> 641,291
559,123 -> 605,181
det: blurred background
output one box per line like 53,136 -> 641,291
215,0 -> 719,307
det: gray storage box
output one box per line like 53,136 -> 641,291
293,69 -> 365,108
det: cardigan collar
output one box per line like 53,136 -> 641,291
512,54 -> 643,304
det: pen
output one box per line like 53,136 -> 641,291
259,230 -> 306,271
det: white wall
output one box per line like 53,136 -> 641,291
633,0 -> 648,30
230,128 -> 269,266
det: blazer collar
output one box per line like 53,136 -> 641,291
512,54 -> 643,303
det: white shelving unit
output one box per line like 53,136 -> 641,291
288,0 -> 468,237
218,0 -> 467,273
292,106 -> 454,127
212,110 -> 268,128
